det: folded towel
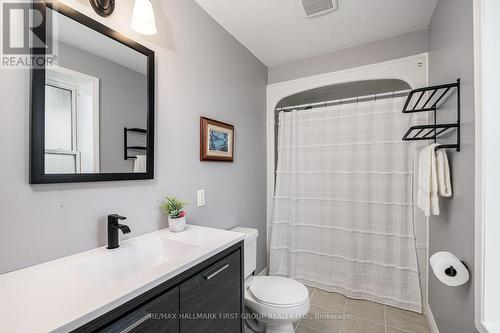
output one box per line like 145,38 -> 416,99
417,144 -> 440,216
436,149 -> 452,197
133,155 -> 147,173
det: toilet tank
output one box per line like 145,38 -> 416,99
231,227 -> 258,279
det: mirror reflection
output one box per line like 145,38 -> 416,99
45,8 -> 148,174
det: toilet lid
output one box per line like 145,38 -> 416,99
248,276 -> 308,307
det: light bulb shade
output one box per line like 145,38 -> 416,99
131,0 -> 157,35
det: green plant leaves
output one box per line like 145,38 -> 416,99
160,196 -> 187,218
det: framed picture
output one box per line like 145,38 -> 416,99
200,117 -> 234,162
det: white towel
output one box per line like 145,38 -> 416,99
133,155 -> 147,173
436,149 -> 452,197
417,144 -> 440,216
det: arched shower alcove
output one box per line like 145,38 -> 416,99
265,54 -> 430,308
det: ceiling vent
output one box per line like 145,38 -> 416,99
300,0 -> 338,18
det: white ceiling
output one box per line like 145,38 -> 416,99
195,0 -> 438,67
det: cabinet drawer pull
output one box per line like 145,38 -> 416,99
119,313 -> 151,333
205,264 -> 230,280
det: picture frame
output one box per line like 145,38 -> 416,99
200,117 -> 234,162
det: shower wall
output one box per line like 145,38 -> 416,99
276,79 -> 411,108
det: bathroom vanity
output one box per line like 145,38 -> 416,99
0,226 -> 244,333
14,2 -> 247,331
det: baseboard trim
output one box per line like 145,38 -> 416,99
424,303 -> 440,333
476,321 -> 488,333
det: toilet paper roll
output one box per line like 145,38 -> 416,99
430,251 -> 469,287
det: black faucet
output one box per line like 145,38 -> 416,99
107,214 -> 131,249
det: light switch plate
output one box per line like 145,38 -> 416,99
197,189 -> 205,207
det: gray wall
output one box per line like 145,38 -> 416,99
0,0 -> 267,274
428,0 -> 476,332
57,41 -> 148,173
268,29 -> 428,84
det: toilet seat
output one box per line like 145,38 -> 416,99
248,276 -> 309,308
243,276 -> 310,332
245,289 -> 309,320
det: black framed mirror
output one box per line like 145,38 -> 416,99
30,1 -> 155,184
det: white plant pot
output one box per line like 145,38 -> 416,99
168,216 -> 186,232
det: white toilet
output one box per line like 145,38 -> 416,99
232,227 -> 310,333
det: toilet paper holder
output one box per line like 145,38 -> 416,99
445,266 -> 457,277
430,252 -> 470,287
444,261 -> 468,278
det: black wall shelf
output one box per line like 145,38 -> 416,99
124,127 -> 147,160
402,79 -> 460,152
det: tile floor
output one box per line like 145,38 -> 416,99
295,287 -> 430,333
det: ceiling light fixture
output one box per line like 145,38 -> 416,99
131,0 -> 157,35
89,0 -> 115,17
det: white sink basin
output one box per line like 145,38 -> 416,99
0,225 -> 245,333
71,238 -> 199,286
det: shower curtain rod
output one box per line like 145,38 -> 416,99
276,89 -> 411,112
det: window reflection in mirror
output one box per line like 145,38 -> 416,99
45,8 -> 148,174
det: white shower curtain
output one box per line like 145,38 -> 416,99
269,97 -> 422,312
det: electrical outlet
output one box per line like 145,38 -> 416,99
197,189 -> 205,207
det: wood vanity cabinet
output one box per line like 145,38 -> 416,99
72,242 -> 243,333
180,250 -> 241,332
99,287 -> 179,333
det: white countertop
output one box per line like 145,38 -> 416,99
0,225 -> 244,333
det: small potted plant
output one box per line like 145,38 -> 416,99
161,196 -> 187,232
